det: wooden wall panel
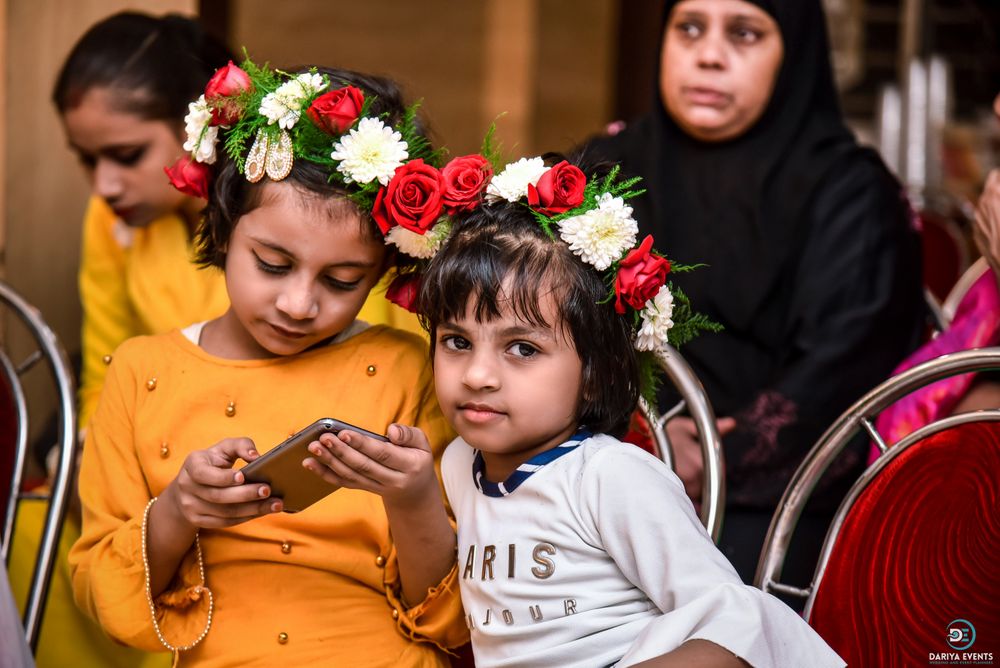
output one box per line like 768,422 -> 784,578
230,0 -> 488,155
231,0 -> 616,157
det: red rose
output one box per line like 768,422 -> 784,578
614,235 -> 671,314
204,61 -> 253,126
527,160 -> 586,215
164,157 -> 212,200
372,159 -> 445,235
385,273 -> 422,313
441,154 -> 492,213
307,86 -> 364,134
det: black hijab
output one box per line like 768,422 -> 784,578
590,0 -> 869,333
585,0 -> 924,515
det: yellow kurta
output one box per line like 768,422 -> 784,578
70,325 -> 465,666
77,196 -> 229,429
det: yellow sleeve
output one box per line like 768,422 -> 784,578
78,198 -> 139,429
379,344 -> 468,650
69,340 -> 209,652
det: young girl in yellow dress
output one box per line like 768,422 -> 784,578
69,61 -> 467,666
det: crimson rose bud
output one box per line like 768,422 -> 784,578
386,273 -> 421,313
614,235 -> 671,314
164,156 -> 212,200
204,61 -> 253,126
441,154 -> 493,213
372,159 -> 445,235
527,160 -> 586,215
307,86 -> 365,134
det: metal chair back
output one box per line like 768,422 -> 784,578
941,257 -> 990,325
0,280 -> 77,653
639,345 -> 725,543
754,347 -> 1000,610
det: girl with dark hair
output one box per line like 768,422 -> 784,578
55,11 -> 235,431
584,0 -> 925,584
361,151 -> 844,667
15,14 -> 233,668
69,61 -> 467,665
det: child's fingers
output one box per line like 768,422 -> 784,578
386,424 -> 431,452
302,456 -> 348,488
207,437 -> 260,472
190,478 -> 273,506
188,497 -> 283,528
313,434 -> 394,487
183,450 -> 247,488
172,475 -> 282,529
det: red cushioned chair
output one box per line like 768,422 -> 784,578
755,348 -> 1000,666
0,280 -> 77,653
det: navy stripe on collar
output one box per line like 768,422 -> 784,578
472,430 -> 592,497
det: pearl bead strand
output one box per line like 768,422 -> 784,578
142,497 -> 214,655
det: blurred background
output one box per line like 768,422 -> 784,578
0,0 -> 998,446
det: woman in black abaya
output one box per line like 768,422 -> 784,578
585,0 -> 925,585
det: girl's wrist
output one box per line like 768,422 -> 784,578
382,477 -> 445,519
153,482 -> 199,541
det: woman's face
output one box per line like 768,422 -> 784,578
61,86 -> 188,227
660,0 -> 784,142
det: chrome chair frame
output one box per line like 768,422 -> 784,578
754,347 -> 1000,615
923,287 -> 949,334
0,280 -> 77,652
639,345 -> 725,543
941,257 -> 989,325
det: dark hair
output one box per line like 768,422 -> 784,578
418,199 -> 641,437
53,12 -> 233,120
196,68 -> 416,271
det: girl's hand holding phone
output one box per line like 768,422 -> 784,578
161,437 -> 284,531
303,424 -> 454,605
303,424 -> 438,506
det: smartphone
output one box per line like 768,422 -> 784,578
240,418 -> 389,513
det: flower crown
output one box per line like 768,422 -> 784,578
434,147 -> 717,349
165,58 -> 456,269
418,142 -> 720,400
166,59 -> 717,393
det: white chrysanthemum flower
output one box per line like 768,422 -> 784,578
486,157 -> 547,202
384,219 -> 452,259
259,72 -> 327,130
557,193 -> 638,270
331,117 -> 409,186
182,95 -> 218,164
635,286 -> 675,352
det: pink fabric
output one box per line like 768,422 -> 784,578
870,272 -> 1000,462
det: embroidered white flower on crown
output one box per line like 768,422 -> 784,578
183,95 -> 219,164
331,117 -> 409,186
486,157 -> 548,202
259,72 -> 327,130
557,193 -> 638,271
384,219 -> 452,259
635,286 -> 675,351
